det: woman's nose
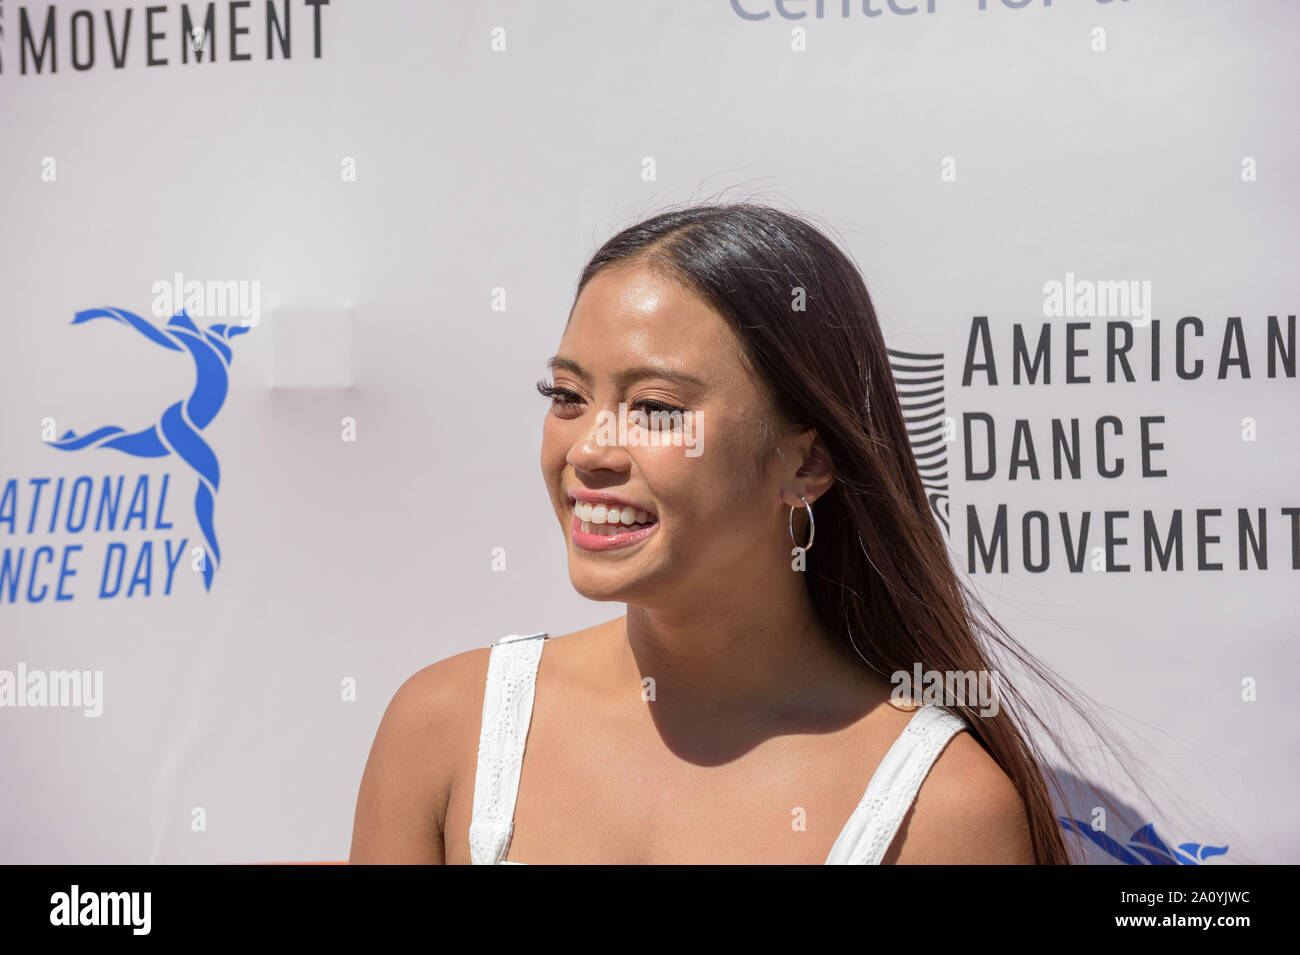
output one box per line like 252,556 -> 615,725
566,407 -> 629,473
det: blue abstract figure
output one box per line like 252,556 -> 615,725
1059,817 -> 1229,865
46,307 -> 250,591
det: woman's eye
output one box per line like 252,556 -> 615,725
535,380 -> 688,421
633,399 -> 688,418
536,379 -> 583,414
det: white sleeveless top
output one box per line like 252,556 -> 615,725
468,632 -> 968,865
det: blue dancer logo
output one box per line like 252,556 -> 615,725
45,307 -> 249,592
1059,818 -> 1228,865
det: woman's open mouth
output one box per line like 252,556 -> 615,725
568,499 -> 660,551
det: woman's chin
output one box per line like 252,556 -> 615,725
567,570 -> 634,603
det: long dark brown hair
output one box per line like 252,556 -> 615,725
569,199 -> 1159,864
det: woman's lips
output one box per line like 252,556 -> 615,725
569,509 -> 660,551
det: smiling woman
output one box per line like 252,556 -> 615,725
349,201 -> 1129,866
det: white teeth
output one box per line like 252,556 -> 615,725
572,499 -> 657,529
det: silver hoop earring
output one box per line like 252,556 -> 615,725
788,494 -> 815,552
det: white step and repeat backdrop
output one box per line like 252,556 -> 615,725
1,0 -> 1295,864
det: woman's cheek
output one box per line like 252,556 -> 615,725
540,414 -> 572,461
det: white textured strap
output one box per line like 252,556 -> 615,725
468,633 -> 548,865
824,704 -> 968,865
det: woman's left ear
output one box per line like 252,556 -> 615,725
786,429 -> 835,505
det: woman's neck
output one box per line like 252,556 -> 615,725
613,593 -> 886,726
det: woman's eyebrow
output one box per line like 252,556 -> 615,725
547,356 -> 706,390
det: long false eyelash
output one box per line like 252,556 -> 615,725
634,399 -> 688,417
536,379 -> 581,405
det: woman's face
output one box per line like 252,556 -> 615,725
540,261 -> 798,606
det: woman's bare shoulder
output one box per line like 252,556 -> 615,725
382,626 -> 604,760
395,646 -> 496,725
348,646 -> 494,864
887,720 -> 1036,864
349,622 -> 622,863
